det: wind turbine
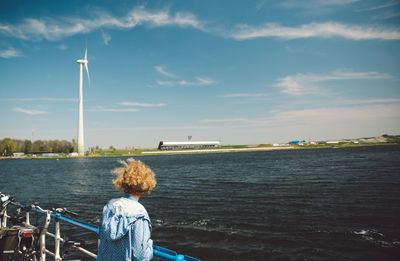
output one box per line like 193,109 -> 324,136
76,49 -> 90,156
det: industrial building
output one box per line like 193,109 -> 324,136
158,141 -> 220,150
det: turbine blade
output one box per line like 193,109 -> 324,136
84,48 -> 87,61
84,63 -> 90,86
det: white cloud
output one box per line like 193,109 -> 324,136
341,98 -> 400,105
178,77 -> 216,86
1,6 -> 399,44
58,44 -> 68,50
0,47 -> 22,58
0,7 -> 203,41
156,80 -> 174,86
199,104 -> 400,142
0,97 -> 76,102
127,7 -> 203,29
101,30 -> 111,45
201,118 -> 250,123
178,80 -> 194,86
318,0 -> 360,5
358,1 -> 399,12
372,10 -> 400,20
221,93 -> 269,98
256,0 -> 267,11
93,125 -> 213,131
196,77 -> 217,85
119,102 -> 167,107
267,104 -> 400,131
88,107 -> 139,112
201,104 -> 400,126
12,107 -> 46,115
156,77 -> 217,87
154,66 -> 177,78
231,22 -> 400,41
275,70 -> 391,95
280,0 -> 360,8
89,102 -> 167,112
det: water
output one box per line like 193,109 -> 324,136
1,145 -> 400,260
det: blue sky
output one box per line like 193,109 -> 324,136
1,0 -> 400,148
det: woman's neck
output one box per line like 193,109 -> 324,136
129,194 -> 141,201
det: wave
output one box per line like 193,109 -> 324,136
353,229 -> 400,248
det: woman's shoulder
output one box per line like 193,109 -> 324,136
105,197 -> 148,217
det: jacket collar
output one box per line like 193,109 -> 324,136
124,195 -> 138,202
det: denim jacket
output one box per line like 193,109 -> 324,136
97,196 -> 153,261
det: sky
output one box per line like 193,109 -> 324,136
0,0 -> 400,149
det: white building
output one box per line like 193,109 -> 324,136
158,141 -> 220,150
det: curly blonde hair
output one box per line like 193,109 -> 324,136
112,158 -> 157,196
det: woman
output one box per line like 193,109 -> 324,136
97,158 -> 157,261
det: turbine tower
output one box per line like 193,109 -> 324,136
76,49 -> 90,156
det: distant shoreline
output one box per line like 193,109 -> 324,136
1,143 -> 398,160
142,146 -> 295,154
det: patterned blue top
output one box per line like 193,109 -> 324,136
97,195 -> 153,260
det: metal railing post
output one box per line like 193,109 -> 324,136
55,219 -> 61,260
1,209 -> 6,228
26,211 -> 30,226
40,212 -> 51,261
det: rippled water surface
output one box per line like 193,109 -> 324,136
1,145 -> 400,260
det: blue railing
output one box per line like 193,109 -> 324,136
33,206 -> 201,261
1,196 -> 200,261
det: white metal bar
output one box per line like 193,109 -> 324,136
55,220 -> 61,260
46,232 -> 65,242
1,210 -> 7,228
40,212 -> 51,261
25,212 -> 30,226
47,228 -> 96,259
75,246 -> 97,258
45,249 -> 56,257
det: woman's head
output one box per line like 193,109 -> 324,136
112,158 -> 157,196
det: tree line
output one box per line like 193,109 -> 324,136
0,138 -> 75,156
